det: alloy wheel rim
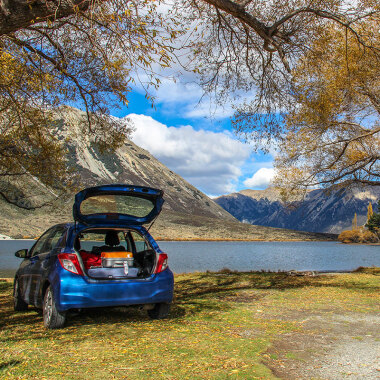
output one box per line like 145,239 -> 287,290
44,290 -> 53,324
14,281 -> 18,305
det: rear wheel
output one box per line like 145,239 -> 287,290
43,286 -> 66,329
13,278 -> 28,311
147,303 -> 170,319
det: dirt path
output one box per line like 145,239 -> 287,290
265,312 -> 380,379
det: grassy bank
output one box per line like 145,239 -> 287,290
2,208 -> 337,242
156,238 -> 336,242
0,270 -> 379,379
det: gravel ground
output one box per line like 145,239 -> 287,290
312,337 -> 379,379
265,313 -> 380,379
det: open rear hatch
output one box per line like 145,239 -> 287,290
73,184 -> 164,226
76,228 -> 157,279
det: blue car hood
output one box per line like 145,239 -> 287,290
73,184 -> 164,226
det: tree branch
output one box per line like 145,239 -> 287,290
8,34 -> 95,129
0,0 -> 100,35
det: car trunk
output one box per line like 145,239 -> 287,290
75,228 -> 156,279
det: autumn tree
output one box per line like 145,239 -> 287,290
272,23 -> 379,196
171,0 -> 379,195
352,213 -> 358,231
0,0 -> 182,207
0,0 -> 379,208
177,3 -> 378,127
367,202 -> 374,222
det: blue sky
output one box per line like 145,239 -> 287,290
111,81 -> 275,197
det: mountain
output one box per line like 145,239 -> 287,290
215,187 -> 380,233
59,107 -> 235,221
0,107 -> 335,241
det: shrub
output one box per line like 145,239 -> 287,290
338,230 -> 361,243
338,229 -> 379,244
218,267 -> 234,274
353,266 -> 380,274
361,230 -> 379,243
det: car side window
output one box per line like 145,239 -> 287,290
44,227 -> 66,252
29,229 -> 54,257
130,231 -> 150,253
29,227 -> 66,257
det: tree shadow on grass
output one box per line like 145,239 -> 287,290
0,360 -> 22,371
0,271 -> 378,340
175,271 -> 379,302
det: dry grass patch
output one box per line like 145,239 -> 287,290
0,271 -> 379,379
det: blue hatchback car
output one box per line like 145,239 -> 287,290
13,184 -> 174,329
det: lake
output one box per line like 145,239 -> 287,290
0,240 -> 379,278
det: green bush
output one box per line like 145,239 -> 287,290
365,200 -> 380,236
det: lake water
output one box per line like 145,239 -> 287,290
0,240 -> 379,278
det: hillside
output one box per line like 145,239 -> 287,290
0,107 -> 335,241
215,186 -> 380,234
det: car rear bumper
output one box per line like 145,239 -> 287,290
51,267 -> 174,312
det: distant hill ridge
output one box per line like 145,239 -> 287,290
215,186 -> 380,233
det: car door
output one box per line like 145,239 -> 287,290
21,226 -> 66,306
19,227 -> 54,305
30,226 -> 67,307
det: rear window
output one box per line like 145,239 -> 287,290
80,194 -> 155,218
76,229 -> 151,254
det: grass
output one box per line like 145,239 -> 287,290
0,270 -> 379,379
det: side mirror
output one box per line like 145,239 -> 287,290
15,249 -> 28,258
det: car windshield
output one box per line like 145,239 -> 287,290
80,194 -> 155,218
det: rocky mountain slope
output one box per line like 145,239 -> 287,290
0,107 -> 335,241
215,187 -> 380,233
58,107 -> 235,221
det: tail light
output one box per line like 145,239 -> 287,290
155,253 -> 168,273
58,253 -> 84,275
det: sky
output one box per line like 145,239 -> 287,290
111,78 -> 276,197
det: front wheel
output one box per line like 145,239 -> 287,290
147,303 -> 170,319
43,286 -> 66,329
13,278 -> 28,311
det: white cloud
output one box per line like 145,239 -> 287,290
132,75 -> 235,119
127,114 -> 251,195
152,79 -> 202,105
151,79 -> 259,120
243,168 -> 275,189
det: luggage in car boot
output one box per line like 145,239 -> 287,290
101,251 -> 134,268
87,266 -> 140,278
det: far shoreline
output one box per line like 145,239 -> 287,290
2,237 -> 339,242
6,238 -> 380,244
156,238 -> 337,242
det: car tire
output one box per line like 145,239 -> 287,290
147,303 -> 170,319
13,278 -> 28,311
43,286 -> 66,329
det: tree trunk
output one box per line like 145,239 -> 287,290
0,0 -> 93,35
